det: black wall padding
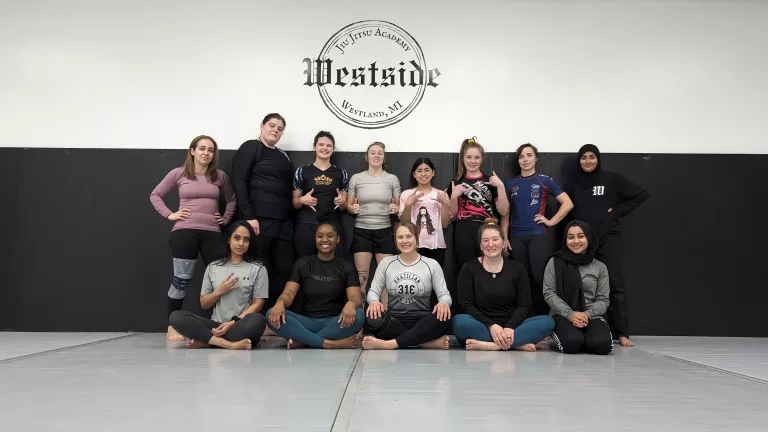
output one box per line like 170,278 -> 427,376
1,148 -> 766,337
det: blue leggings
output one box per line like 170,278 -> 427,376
452,314 -> 555,347
265,309 -> 364,348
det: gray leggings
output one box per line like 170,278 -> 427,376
169,310 -> 266,345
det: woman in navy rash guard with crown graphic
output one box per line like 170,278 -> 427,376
292,131 -> 349,259
447,137 -> 509,314
504,143 -> 573,318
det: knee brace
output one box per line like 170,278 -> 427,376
168,258 -> 196,299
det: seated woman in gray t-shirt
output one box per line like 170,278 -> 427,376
169,221 -> 269,350
363,222 -> 453,350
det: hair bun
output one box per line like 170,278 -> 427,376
483,217 -> 499,226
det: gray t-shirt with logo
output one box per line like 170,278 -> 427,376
367,255 -> 452,317
348,171 -> 401,230
200,260 -> 269,323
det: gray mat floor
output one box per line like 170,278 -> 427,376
633,336 -> 768,382
1,333 -> 767,431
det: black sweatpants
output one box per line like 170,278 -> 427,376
167,229 -> 225,316
596,233 -> 628,338
366,312 -> 450,348
257,234 -> 295,310
511,234 -> 553,317
552,316 -> 612,355
169,310 -> 267,345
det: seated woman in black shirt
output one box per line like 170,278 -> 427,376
452,218 -> 555,351
266,221 -> 364,349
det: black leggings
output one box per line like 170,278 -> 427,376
419,247 -> 446,268
453,220 -> 482,273
167,229 -> 224,316
169,310 -> 267,345
552,316 -> 612,355
257,234 -> 295,310
511,234 -> 553,316
596,233 -> 628,338
366,312 -> 449,348
294,223 -> 318,258
453,220 -> 482,314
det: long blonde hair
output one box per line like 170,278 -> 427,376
183,135 -> 220,182
456,137 -> 485,179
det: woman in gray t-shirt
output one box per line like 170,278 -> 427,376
346,142 -> 401,299
169,221 -> 269,350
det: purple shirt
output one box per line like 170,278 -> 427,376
150,167 -> 236,232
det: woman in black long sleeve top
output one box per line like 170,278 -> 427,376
451,218 -> 555,351
567,144 -> 650,347
232,113 -> 296,309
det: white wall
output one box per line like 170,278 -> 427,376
1,0 -> 766,153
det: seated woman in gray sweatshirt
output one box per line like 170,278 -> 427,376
363,221 -> 453,350
543,220 -> 612,354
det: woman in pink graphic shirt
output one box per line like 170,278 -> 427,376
398,157 -> 452,267
150,135 -> 236,341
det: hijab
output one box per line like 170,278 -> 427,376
572,144 -> 603,189
551,220 -> 598,312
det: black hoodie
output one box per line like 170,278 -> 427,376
567,145 -> 650,243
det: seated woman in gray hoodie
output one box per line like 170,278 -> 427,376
363,221 -> 453,350
543,220 -> 612,355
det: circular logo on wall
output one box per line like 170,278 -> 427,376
302,20 -> 441,129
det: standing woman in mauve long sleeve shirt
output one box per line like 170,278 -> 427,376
346,142 -> 401,298
232,113 -> 295,309
567,144 -> 650,347
504,143 -> 573,317
447,137 -> 509,311
543,220 -> 612,355
363,222 -> 453,350
150,135 -> 236,341
452,218 -> 554,351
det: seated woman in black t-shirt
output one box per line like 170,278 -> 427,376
266,222 -> 364,349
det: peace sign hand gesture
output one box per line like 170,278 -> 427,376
405,191 -> 424,207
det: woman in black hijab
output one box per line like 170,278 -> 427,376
566,144 -> 649,347
543,220 -> 612,354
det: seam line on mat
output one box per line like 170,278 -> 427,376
654,352 -> 768,385
0,333 -> 141,364
330,349 -> 366,432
